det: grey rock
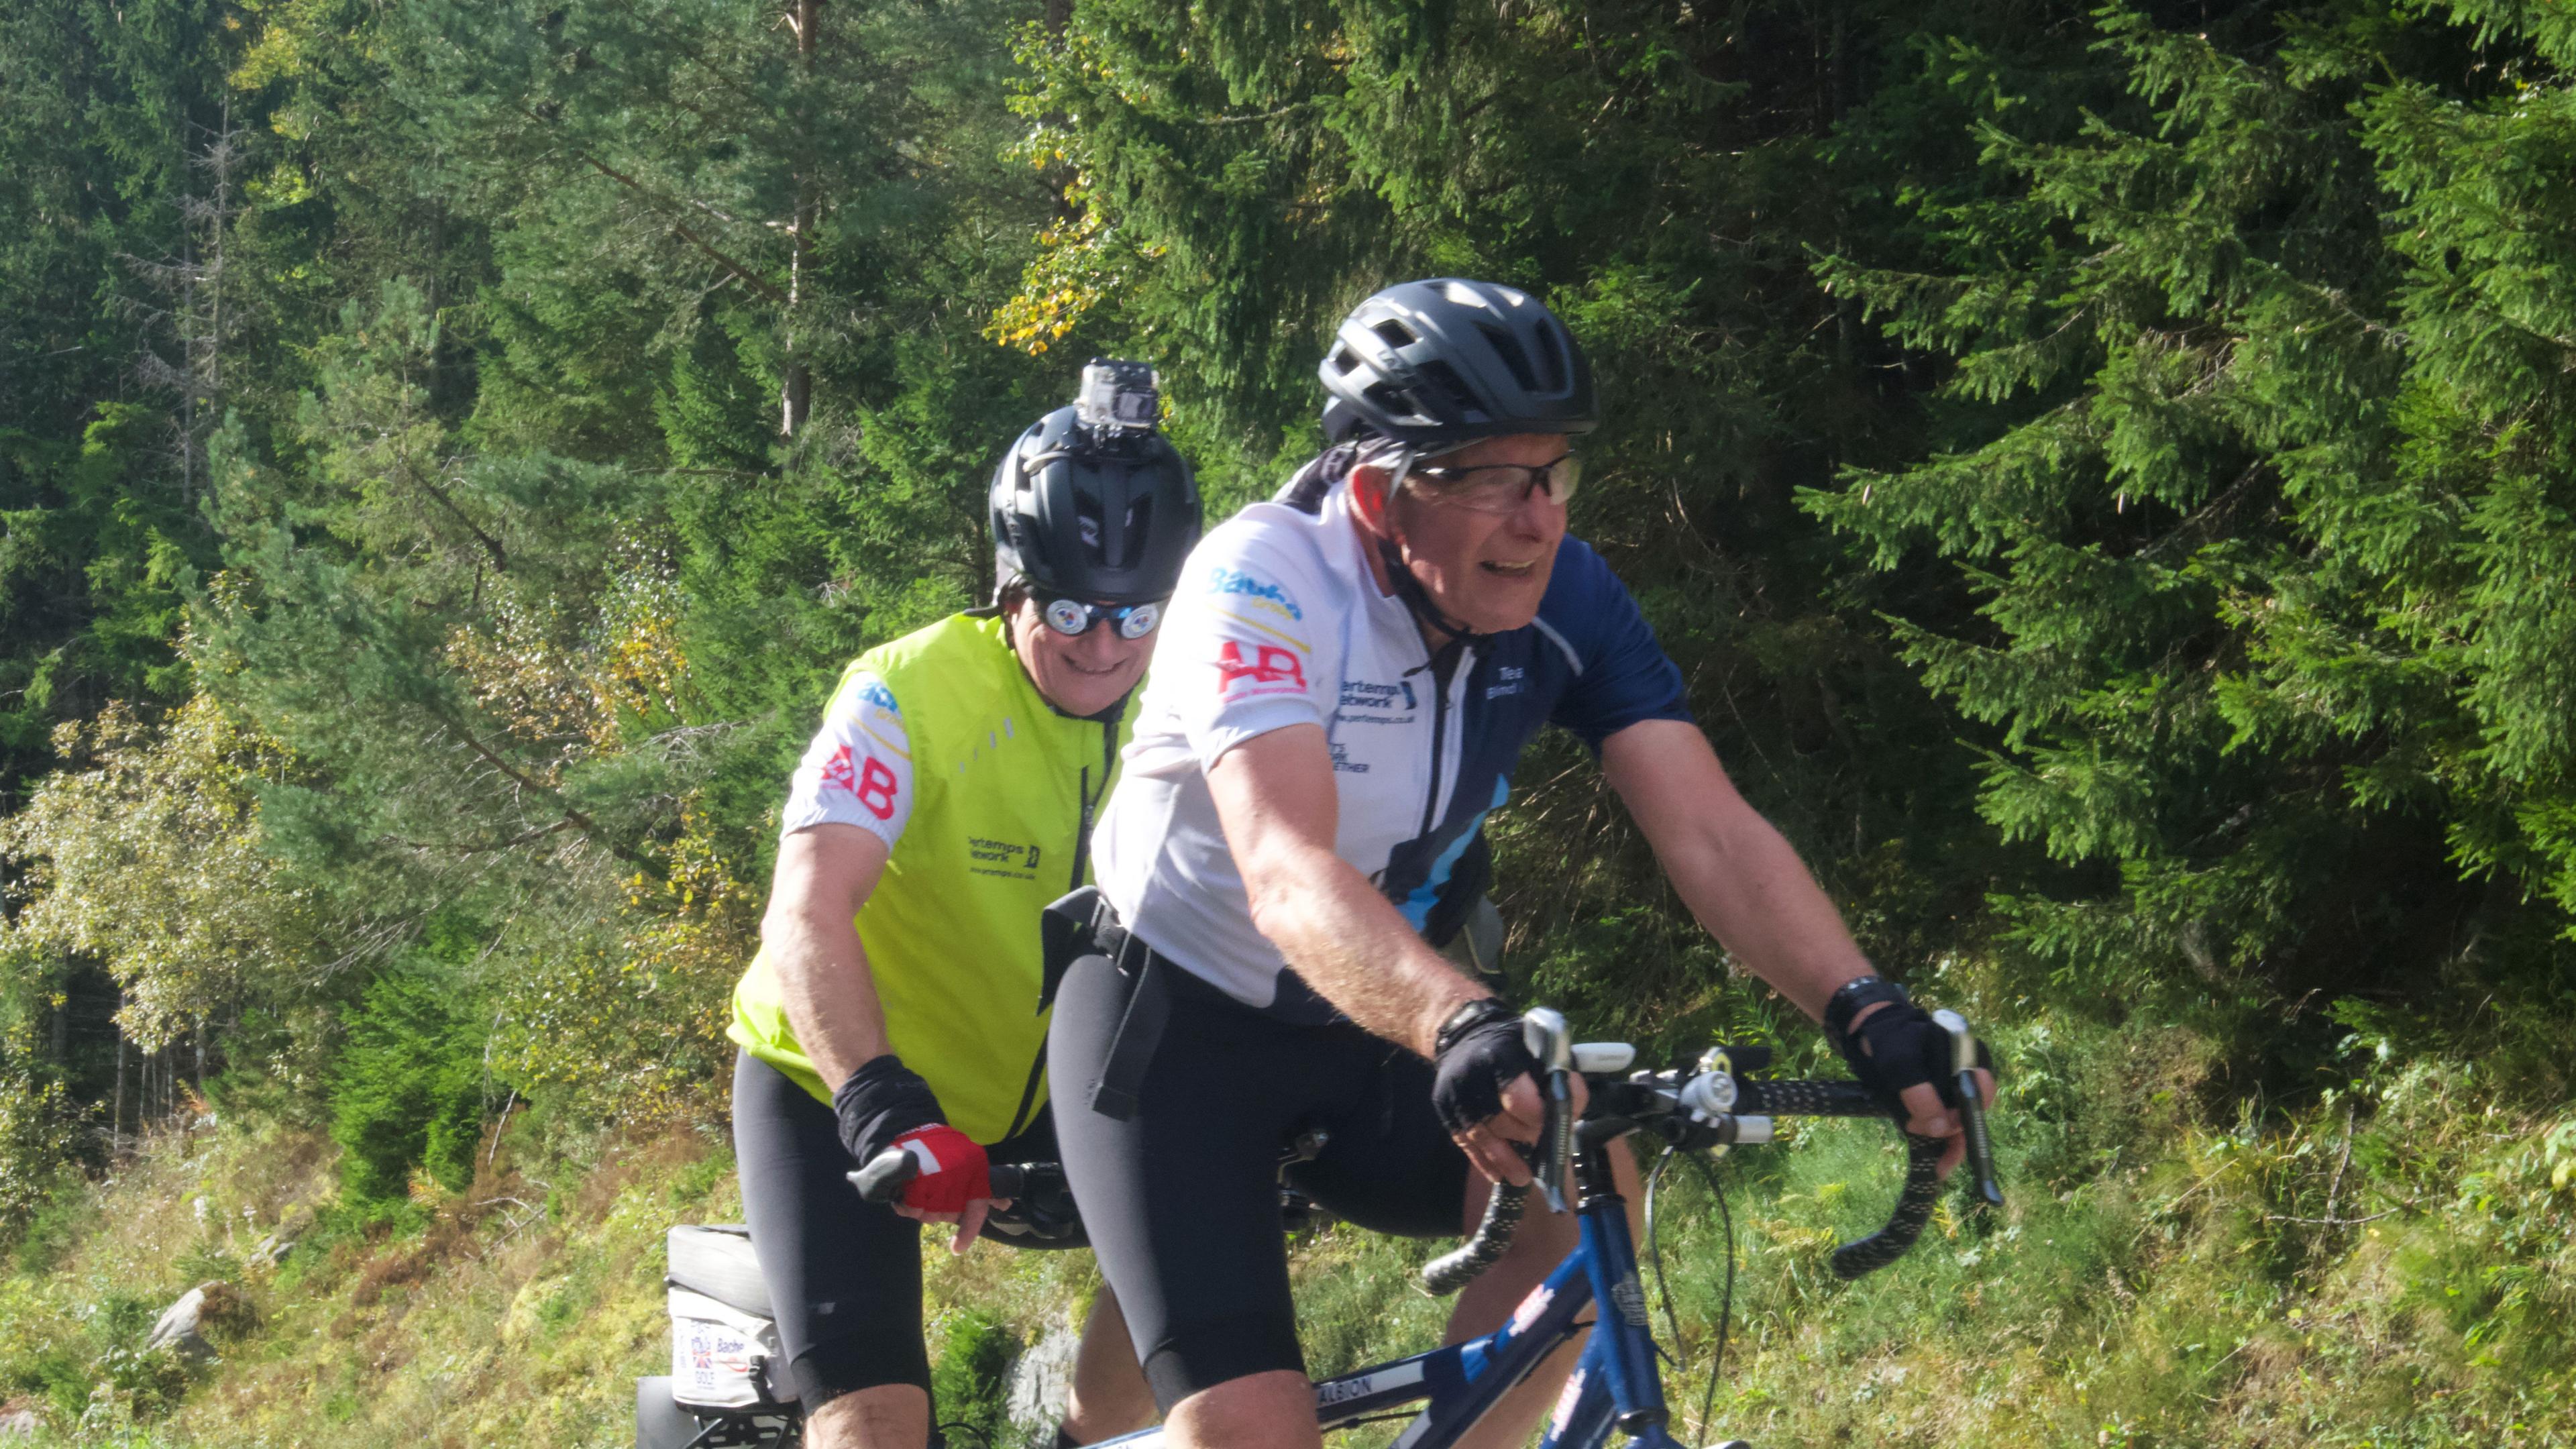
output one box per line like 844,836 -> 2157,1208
0,1407 -> 40,1439
247,1232 -> 292,1268
1002,1315 -> 1082,1436
143,1284 -> 220,1362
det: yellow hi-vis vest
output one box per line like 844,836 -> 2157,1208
727,612 -> 1129,1144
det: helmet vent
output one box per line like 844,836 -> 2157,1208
1531,324 -> 1566,392
1077,496 -> 1102,552
1330,346 -> 1362,376
1362,380 -> 1417,419
1415,360 -> 1483,417
1119,496 -> 1152,568
1372,319 -> 1419,349
1478,323 -> 1539,393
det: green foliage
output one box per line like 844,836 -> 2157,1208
928,1309 -> 1017,1446
84,1343 -> 194,1424
0,1051 -> 96,1244
328,971 -> 488,1202
0,0 -> 241,796
1008,0 -> 2092,1004
1803,3 -> 2576,1042
5,3 -> 2576,1442
0,692 -> 331,1049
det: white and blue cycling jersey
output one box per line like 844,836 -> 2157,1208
1093,461 -> 1694,1020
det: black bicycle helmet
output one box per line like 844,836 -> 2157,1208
1319,278 -> 1597,448
991,360 -> 1203,605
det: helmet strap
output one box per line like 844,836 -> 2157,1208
1352,455 -> 1490,647
1375,535 -> 1489,648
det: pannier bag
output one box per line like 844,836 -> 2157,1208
665,1225 -> 798,1412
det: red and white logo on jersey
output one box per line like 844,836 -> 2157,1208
818,744 -> 900,820
1216,641 -> 1307,699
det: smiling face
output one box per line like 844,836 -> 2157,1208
1008,590 -> 1158,716
1359,433 -> 1571,638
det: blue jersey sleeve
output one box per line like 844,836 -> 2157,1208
1538,538 -> 1693,749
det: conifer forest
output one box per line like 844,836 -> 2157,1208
3,0 -> 2575,1444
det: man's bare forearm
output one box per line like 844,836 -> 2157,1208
1603,719 -> 1872,1021
760,825 -> 897,1092
1244,843 -> 1488,1058
1212,727 -> 1488,1058
1667,813 -> 1872,1020
765,900 -> 895,1091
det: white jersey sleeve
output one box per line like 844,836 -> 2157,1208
1158,521 -> 1340,770
780,669 -> 914,849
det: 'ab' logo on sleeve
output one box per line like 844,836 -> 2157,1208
819,744 -> 900,820
1216,641 -> 1307,698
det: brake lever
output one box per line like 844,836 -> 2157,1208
1523,1008 -> 1574,1212
1933,1009 -> 2004,1210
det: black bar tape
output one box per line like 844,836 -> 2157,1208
1735,1078 -> 1885,1119
1419,1181 -> 1529,1295
1829,1132 -> 1945,1279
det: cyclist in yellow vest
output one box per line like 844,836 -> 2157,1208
729,362 -> 1201,1449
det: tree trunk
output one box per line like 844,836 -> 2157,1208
112,1030 -> 127,1157
780,0 -> 822,438
181,220 -> 197,503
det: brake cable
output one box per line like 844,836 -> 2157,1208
1686,1149 -> 1737,1443
1641,1141 -> 1739,1444
1644,1146 -> 1686,1372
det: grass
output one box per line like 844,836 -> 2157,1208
1,1006 -> 2571,1448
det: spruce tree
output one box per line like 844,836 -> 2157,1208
1809,4 -> 2576,1043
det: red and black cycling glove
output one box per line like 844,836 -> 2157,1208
833,1055 -> 991,1214
883,1125 -> 992,1214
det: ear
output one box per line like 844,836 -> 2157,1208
1348,461 -> 1395,535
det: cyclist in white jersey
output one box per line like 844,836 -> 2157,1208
1051,278 -> 1993,1449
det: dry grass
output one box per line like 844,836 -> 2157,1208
5,1013 -> 2573,1449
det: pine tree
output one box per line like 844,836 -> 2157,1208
1809,3 -> 2576,1030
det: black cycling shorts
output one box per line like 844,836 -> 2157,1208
731,1050 -> 1082,1409
1048,953 -> 1472,1409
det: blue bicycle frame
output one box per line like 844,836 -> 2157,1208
1090,1183 -> 1689,1449
1073,1014 -> 1987,1449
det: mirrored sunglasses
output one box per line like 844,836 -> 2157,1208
1040,593 -> 1165,640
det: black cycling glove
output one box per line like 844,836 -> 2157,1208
1431,999 -> 1541,1136
830,1053 -> 946,1165
1825,975 -> 1991,1116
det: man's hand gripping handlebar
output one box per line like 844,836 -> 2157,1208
851,1151 -> 1051,1206
1421,1007 -> 1580,1295
1419,1008 -> 2004,1294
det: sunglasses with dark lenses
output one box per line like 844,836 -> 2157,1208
1402,451 -> 1582,514
1039,592 -> 1165,640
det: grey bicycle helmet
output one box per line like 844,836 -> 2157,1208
991,360 -> 1203,605
1319,278 -> 1597,448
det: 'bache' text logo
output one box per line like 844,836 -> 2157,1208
1207,566 -> 1304,621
